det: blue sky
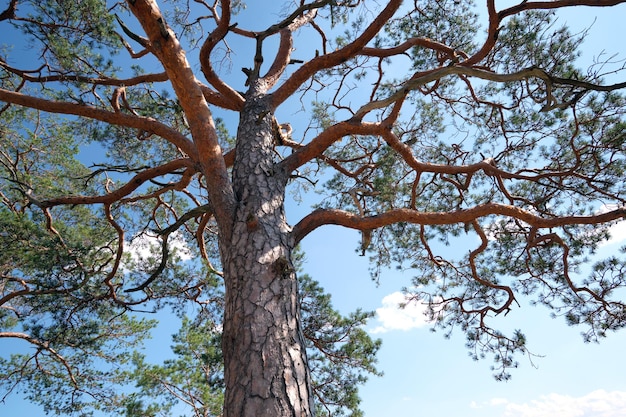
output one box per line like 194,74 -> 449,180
299,220 -> 626,417
2,1 -> 626,416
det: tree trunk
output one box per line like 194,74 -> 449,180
221,93 -> 315,417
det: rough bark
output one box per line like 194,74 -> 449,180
129,5 -> 315,413
221,88 -> 314,417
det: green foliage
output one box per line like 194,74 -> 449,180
385,0 -> 479,70
300,274 -> 381,417
123,314 -> 225,417
109,272 -> 379,417
0,311 -> 156,415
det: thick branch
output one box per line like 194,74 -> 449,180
200,84 -> 243,110
0,0 -> 17,21
41,158 -> 194,207
128,0 -> 236,236
0,88 -> 198,158
198,0 -> 245,109
279,120 -> 386,173
270,0 -> 403,108
292,204 -> 626,244
261,10 -> 317,89
355,65 -> 626,117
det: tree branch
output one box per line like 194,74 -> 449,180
361,37 -> 466,61
0,332 -> 80,389
198,0 -> 245,109
0,88 -> 198,158
0,0 -> 17,21
465,0 -> 626,66
261,9 -> 318,89
279,120 -> 386,173
500,0 -> 626,19
270,0 -> 403,108
128,0 -> 236,236
354,65 -> 626,117
41,158 -> 195,207
0,58 -> 168,86
292,204 -> 626,244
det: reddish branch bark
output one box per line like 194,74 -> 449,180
0,332 -> 79,389
0,88 -> 198,157
270,0 -> 404,108
281,120 -> 387,173
465,0 -> 626,66
41,159 -> 194,207
293,204 -> 626,245
128,0 -> 236,236
199,0 -> 246,110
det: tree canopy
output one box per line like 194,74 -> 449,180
1,1 -> 626,416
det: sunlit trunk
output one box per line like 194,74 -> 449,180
220,94 -> 315,417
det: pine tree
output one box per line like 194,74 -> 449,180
2,1 -> 626,416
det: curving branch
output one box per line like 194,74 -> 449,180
279,120 -> 386,173
0,0 -> 17,21
0,88 -> 198,158
467,219 -> 518,318
199,84 -> 243,110
198,0 -> 245,109
270,0 -> 403,108
465,0 -> 626,66
0,277 -> 89,310
155,203 -> 213,237
361,37 -> 467,61
0,332 -> 80,389
260,9 -> 318,89
125,234 -> 169,293
127,204 -> 219,293
41,158 -> 195,207
103,203 -> 126,300
355,65 -> 626,118
253,1 -> 345,89
499,0 -> 626,18
128,0 -> 237,236
292,203 -> 626,244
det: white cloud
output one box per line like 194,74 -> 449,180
603,221 -> 626,247
490,398 -> 509,406
481,390 -> 626,417
597,204 -> 626,247
369,291 -> 433,334
124,231 -> 193,269
471,397 -> 509,410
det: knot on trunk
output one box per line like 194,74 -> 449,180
273,255 -> 294,278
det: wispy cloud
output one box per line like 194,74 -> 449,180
369,291 -> 432,334
471,398 -> 508,409
602,221 -> 626,247
597,204 -> 626,247
479,390 -> 626,417
122,231 -> 193,272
